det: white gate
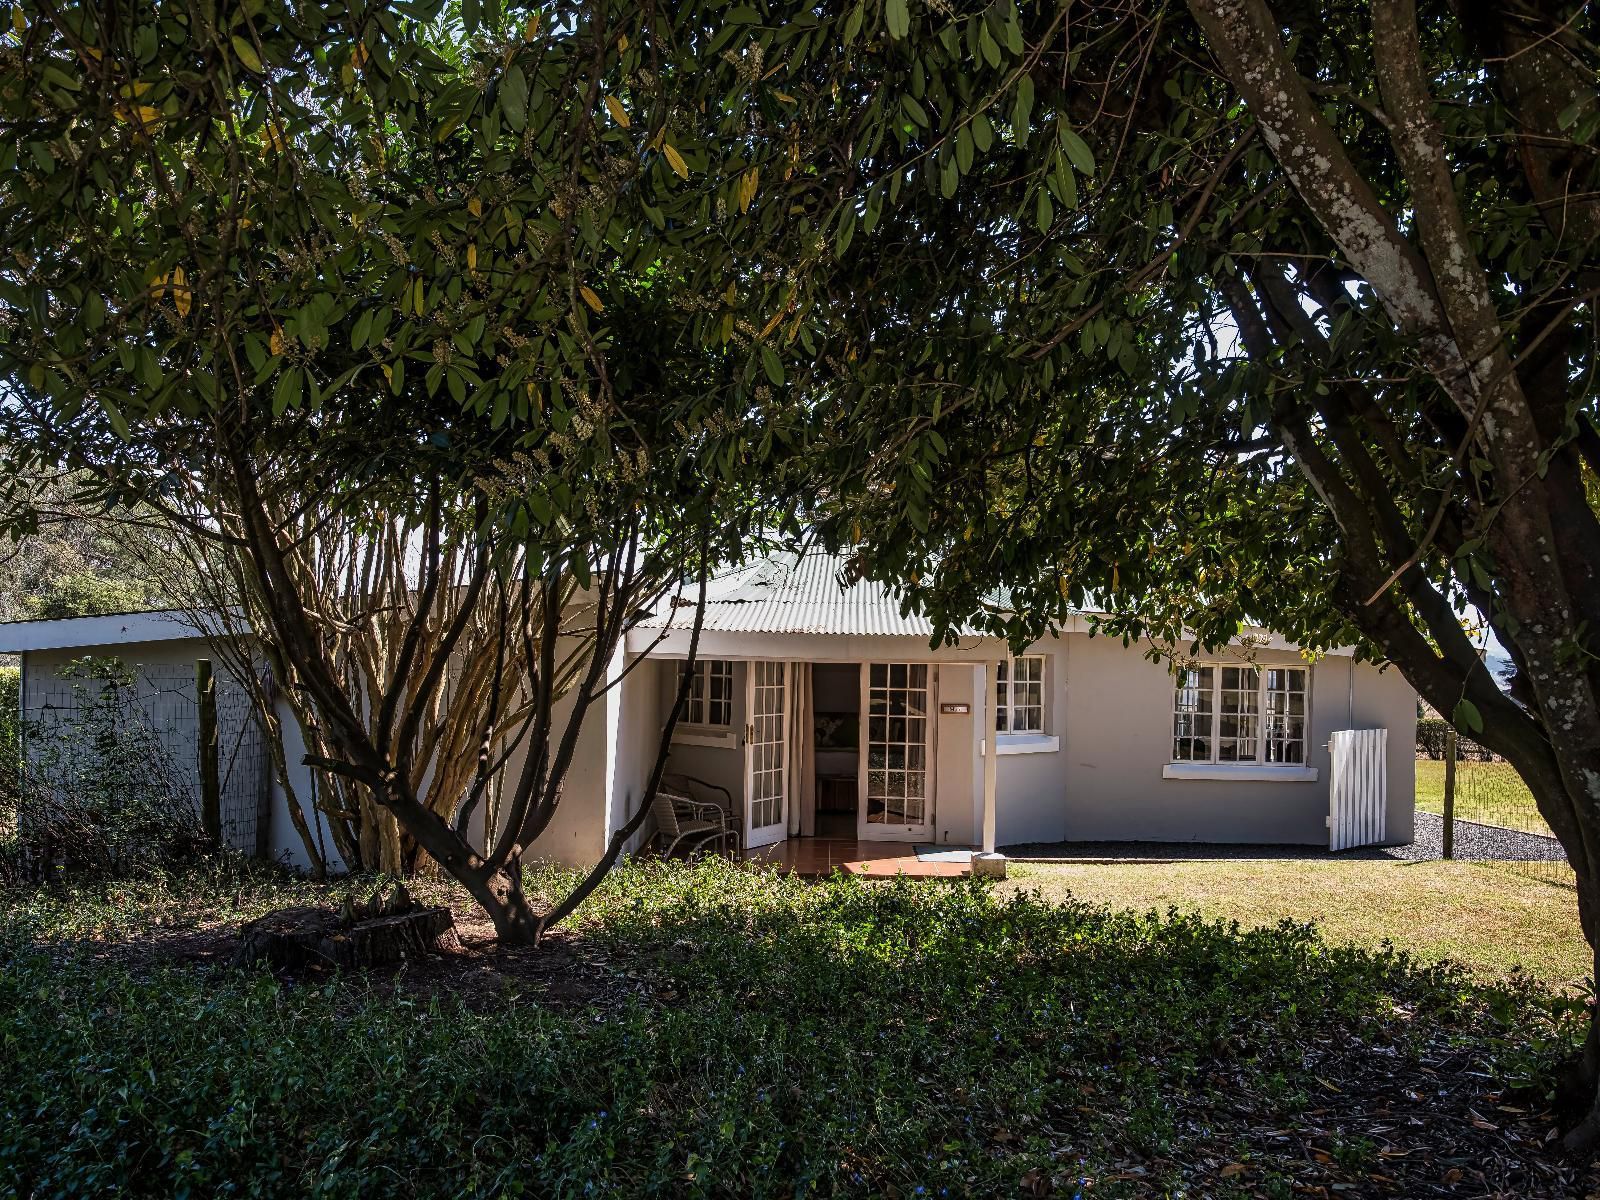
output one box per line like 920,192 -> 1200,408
1328,728 -> 1387,851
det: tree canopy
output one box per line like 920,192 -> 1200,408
0,0 -> 842,934
5,0 -> 1600,1134
762,0 -> 1600,1143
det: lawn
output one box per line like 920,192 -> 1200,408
1006,859 -> 1588,986
1415,757 -> 1554,838
1,860 -> 1593,1198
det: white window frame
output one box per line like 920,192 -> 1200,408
1165,661 -> 1315,780
678,659 -> 734,729
995,655 -> 1047,735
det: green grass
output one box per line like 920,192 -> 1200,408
1007,859 -> 1588,986
1415,757 -> 1553,838
0,860 -> 1583,1198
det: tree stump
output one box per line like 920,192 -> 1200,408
232,894 -> 461,971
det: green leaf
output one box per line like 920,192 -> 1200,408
501,65 -> 528,130
1453,698 -> 1484,735
1011,73 -> 1034,139
1060,126 -> 1096,176
1034,188 -> 1052,233
843,2 -> 864,44
1003,13 -> 1024,55
1059,161 -> 1078,209
101,398 -> 129,440
972,112 -> 993,153
979,24 -> 1001,68
761,345 -> 785,386
835,209 -> 856,257
886,0 -> 910,40
273,366 -> 302,416
901,94 -> 929,128
230,36 -> 263,74
955,125 -> 974,174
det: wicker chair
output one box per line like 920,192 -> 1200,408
650,788 -> 741,858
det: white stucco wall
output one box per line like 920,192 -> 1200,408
1052,637 -> 1415,846
15,613 -> 1422,869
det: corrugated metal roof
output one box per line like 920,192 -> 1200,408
642,551 -> 938,637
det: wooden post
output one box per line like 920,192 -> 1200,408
197,659 -> 221,846
1442,726 -> 1457,860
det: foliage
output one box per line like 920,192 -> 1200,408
0,472 -> 161,623
0,859 -> 1581,1198
1416,717 -> 1452,760
0,665 -> 15,804
662,0 -> 1600,1135
0,0 -> 834,932
1,656 -> 207,885
24,570 -> 150,620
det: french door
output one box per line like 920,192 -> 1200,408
743,661 -> 788,849
858,663 -> 934,841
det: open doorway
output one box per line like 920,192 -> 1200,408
811,663 -> 860,838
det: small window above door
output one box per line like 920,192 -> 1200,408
672,659 -> 739,748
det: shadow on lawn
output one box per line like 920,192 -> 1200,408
1,859 -> 1597,1197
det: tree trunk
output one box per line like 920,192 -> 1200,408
232,905 -> 461,970
462,862 -> 544,945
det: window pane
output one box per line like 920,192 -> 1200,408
1217,665 -> 1260,761
1263,667 -> 1308,764
1172,666 -> 1214,761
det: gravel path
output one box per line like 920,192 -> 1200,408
1004,811 -> 1567,864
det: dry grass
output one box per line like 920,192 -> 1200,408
1005,858 -> 1588,987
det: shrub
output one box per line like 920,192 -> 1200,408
1417,716 -> 1450,758
0,663 -> 17,796
0,861 -> 1574,1198
1,657 -> 206,886
1416,716 -> 1499,762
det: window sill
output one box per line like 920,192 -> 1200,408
980,735 -> 1060,756
672,727 -> 737,749
1162,763 -> 1318,782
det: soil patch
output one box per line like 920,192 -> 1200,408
32,898 -> 651,1013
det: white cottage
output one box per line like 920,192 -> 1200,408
2,552 -> 1416,874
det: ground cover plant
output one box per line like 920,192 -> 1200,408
2,859 -> 1594,1198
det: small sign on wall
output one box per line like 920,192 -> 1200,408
940,702 -> 971,715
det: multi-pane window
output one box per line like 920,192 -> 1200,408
995,655 -> 1045,734
1172,663 -> 1308,765
679,659 -> 733,727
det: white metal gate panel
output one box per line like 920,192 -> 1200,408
1328,728 -> 1387,851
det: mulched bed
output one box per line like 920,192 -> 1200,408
1156,1022 -> 1595,1197
31,897 -> 647,1014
